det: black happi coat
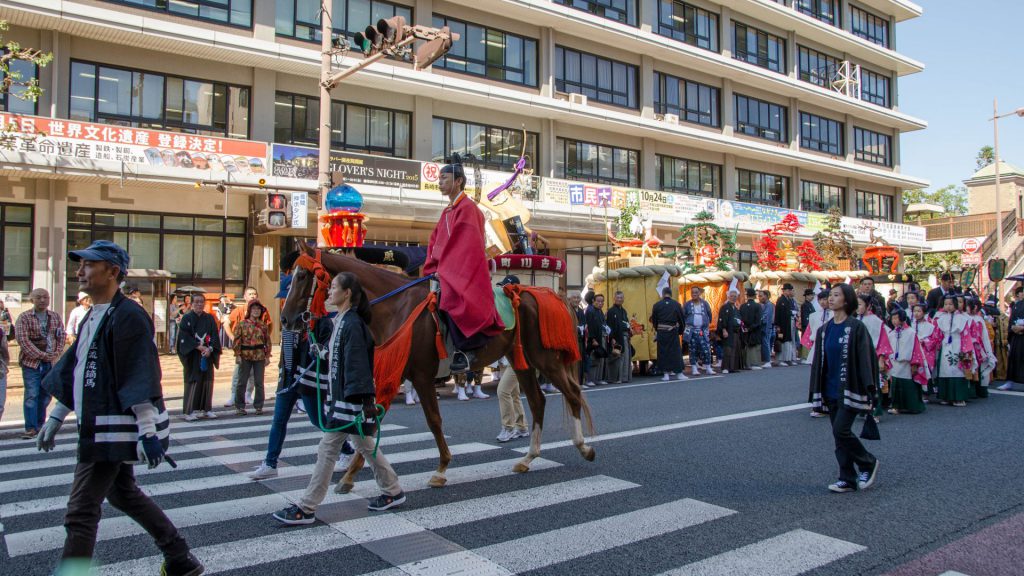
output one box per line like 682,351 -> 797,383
606,304 -> 631,353
585,305 -> 608,355
178,310 -> 222,384
739,300 -> 763,347
42,292 -> 168,462
321,309 -> 377,432
774,295 -> 798,341
650,297 -> 685,373
808,317 -> 879,412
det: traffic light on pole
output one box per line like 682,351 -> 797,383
376,16 -> 407,45
353,25 -> 382,56
414,26 -> 455,70
264,192 -> 288,230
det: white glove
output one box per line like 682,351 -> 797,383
37,417 -> 63,452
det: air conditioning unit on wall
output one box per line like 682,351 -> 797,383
569,93 -> 587,106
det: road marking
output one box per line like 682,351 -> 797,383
514,403 -> 810,452
990,389 -> 1024,397
657,529 -> 866,576
386,498 -> 736,575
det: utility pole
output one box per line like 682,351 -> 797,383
318,1 -> 335,206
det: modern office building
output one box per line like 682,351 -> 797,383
0,0 -> 928,332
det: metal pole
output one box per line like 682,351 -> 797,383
318,1 -> 334,209
994,97 -> 1004,259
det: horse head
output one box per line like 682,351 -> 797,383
280,242 -> 322,332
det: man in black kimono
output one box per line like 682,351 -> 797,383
605,291 -> 632,384
178,294 -> 222,420
38,240 -> 202,576
584,293 -> 608,387
569,292 -> 588,389
774,283 -> 799,365
650,287 -> 686,381
1005,286 -> 1024,385
717,288 -> 745,374
800,289 -> 815,359
740,288 -> 764,369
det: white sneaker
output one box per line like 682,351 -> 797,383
457,387 -> 469,401
496,428 -> 516,442
513,427 -> 530,439
722,369 -> 729,374
223,401 -> 234,408
704,366 -> 715,375
761,362 -> 772,369
751,365 -> 763,370
691,366 -> 699,376
472,386 -> 490,399
249,462 -> 278,480
335,453 -> 353,472
584,381 -> 596,388
997,382 -> 1013,391
661,374 -> 671,382
184,411 -> 200,422
205,411 -> 218,419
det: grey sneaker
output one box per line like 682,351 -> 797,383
513,427 -> 530,439
496,428 -> 516,442
272,505 -> 315,525
367,492 -> 406,511
248,462 -> 278,481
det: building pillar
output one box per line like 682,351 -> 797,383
724,154 -> 737,200
720,7 -> 733,59
252,0 -> 277,42
641,54 -> 655,120
413,95 -> 434,162
542,118 -> 557,178
32,180 -> 68,304
844,113 -> 855,162
48,31 -> 72,119
839,0 -> 851,33
891,128 -> 901,172
790,165 -> 800,209
722,78 -> 734,137
250,69 -> 277,143
893,186 -> 904,222
540,27 -> 555,98
789,97 -> 799,151
846,177 -> 857,216
787,31 -> 798,79
414,0 -> 433,27
639,0 -> 657,34
641,137 -> 657,190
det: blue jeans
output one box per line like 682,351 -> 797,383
761,328 -> 775,363
264,375 -> 353,468
22,362 -> 52,431
0,369 -> 7,423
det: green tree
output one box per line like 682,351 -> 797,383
902,184 -> 968,221
975,145 -> 994,171
0,21 -> 52,103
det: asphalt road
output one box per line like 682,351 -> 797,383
1,365 -> 1022,576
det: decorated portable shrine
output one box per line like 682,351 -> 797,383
589,206 -> 747,363
319,181 -> 368,249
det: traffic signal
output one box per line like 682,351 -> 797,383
264,193 -> 288,230
414,26 -> 454,70
377,16 -> 407,44
353,25 -> 382,56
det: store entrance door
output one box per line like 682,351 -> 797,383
125,269 -> 173,354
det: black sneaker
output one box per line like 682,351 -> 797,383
367,492 -> 406,511
858,460 -> 880,490
272,504 -> 315,525
828,480 -> 856,493
160,552 -> 204,576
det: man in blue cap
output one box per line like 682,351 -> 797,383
37,240 -> 203,576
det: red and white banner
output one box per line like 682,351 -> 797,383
0,113 -> 268,175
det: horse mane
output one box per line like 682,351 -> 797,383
315,248 -> 414,298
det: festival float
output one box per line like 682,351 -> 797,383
589,207 -> 747,362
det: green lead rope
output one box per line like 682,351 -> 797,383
308,326 -> 386,457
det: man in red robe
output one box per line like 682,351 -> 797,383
423,161 -> 504,373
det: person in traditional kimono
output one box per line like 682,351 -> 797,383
803,290 -> 832,417
177,293 -> 222,421
982,295 -> 1008,384
856,295 -> 893,421
683,286 -> 714,376
774,283 -> 800,366
716,288 -> 745,374
606,291 -> 633,384
584,293 -> 609,387
740,288 -> 764,370
886,307 -> 928,414
965,298 -> 996,399
910,304 -> 940,402
1004,286 -> 1024,388
569,292 -> 588,389
800,289 -> 816,360
650,287 -> 686,381
758,290 -> 775,368
808,283 -> 881,493
933,295 -> 974,407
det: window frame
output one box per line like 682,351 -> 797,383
800,180 -> 844,213
432,117 -> 539,172
653,72 -> 720,127
0,203 -> 33,292
275,0 -> 413,47
850,5 -> 889,48
431,15 -> 539,88
799,111 -> 844,156
734,93 -> 788,143
100,0 -> 253,29
853,127 -> 892,167
860,67 -> 891,108
274,91 -> 412,158
656,154 -> 721,198
855,190 -> 894,221
655,0 -> 720,52
0,56 -> 39,114
553,0 -> 639,27
794,0 -> 839,26
555,137 -> 640,187
797,45 -> 841,88
555,45 -> 639,109
736,168 -> 788,207
732,22 -> 786,73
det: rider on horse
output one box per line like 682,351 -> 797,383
423,158 -> 505,373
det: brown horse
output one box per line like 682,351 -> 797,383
280,243 -> 595,490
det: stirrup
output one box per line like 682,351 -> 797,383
450,351 -> 471,374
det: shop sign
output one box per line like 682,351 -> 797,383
717,200 -> 808,231
270,144 -> 421,189
0,291 -> 21,306
841,217 -> 927,245
0,113 -> 268,175
291,192 -> 309,228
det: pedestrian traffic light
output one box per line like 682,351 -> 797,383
414,26 -> 454,70
376,16 -> 407,45
262,193 -> 288,231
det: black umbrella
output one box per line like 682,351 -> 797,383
174,285 -> 207,294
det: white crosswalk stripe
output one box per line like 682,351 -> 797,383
0,415 -> 868,576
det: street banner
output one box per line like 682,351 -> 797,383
0,113 -> 268,175
291,192 -> 309,229
270,144 -> 421,189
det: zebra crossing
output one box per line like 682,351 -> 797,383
0,410 -> 868,576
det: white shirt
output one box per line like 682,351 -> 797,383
67,305 -> 89,337
72,303 -> 111,417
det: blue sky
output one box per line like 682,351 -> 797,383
899,1 -> 1024,192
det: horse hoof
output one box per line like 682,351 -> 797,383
513,462 -> 530,473
428,475 -> 448,488
334,481 -> 354,494
583,446 -> 596,462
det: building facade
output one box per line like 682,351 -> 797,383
0,0 -> 928,331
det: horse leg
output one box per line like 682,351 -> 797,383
547,363 -> 596,462
334,451 -> 366,494
415,373 -> 452,487
513,368 -> 545,473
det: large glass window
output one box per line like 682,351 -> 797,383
653,72 -> 719,127
431,118 -> 538,171
102,0 -> 252,27
797,45 -> 840,88
850,5 -> 889,48
556,138 -> 639,187
0,57 -> 39,114
276,0 -> 412,45
656,155 -> 720,197
856,190 -> 894,221
733,22 -> 785,73
555,46 -> 638,109
274,92 -> 411,157
854,127 -> 892,167
0,203 -> 32,293
734,94 -> 787,142
69,61 -> 250,139
553,0 -> 638,27
794,0 -> 838,26
66,209 -> 247,292
431,16 -> 538,87
737,169 -> 787,207
799,112 -> 843,155
860,67 -> 891,108
800,181 -> 844,213
656,0 -> 719,52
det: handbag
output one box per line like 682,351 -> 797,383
859,414 -> 881,441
